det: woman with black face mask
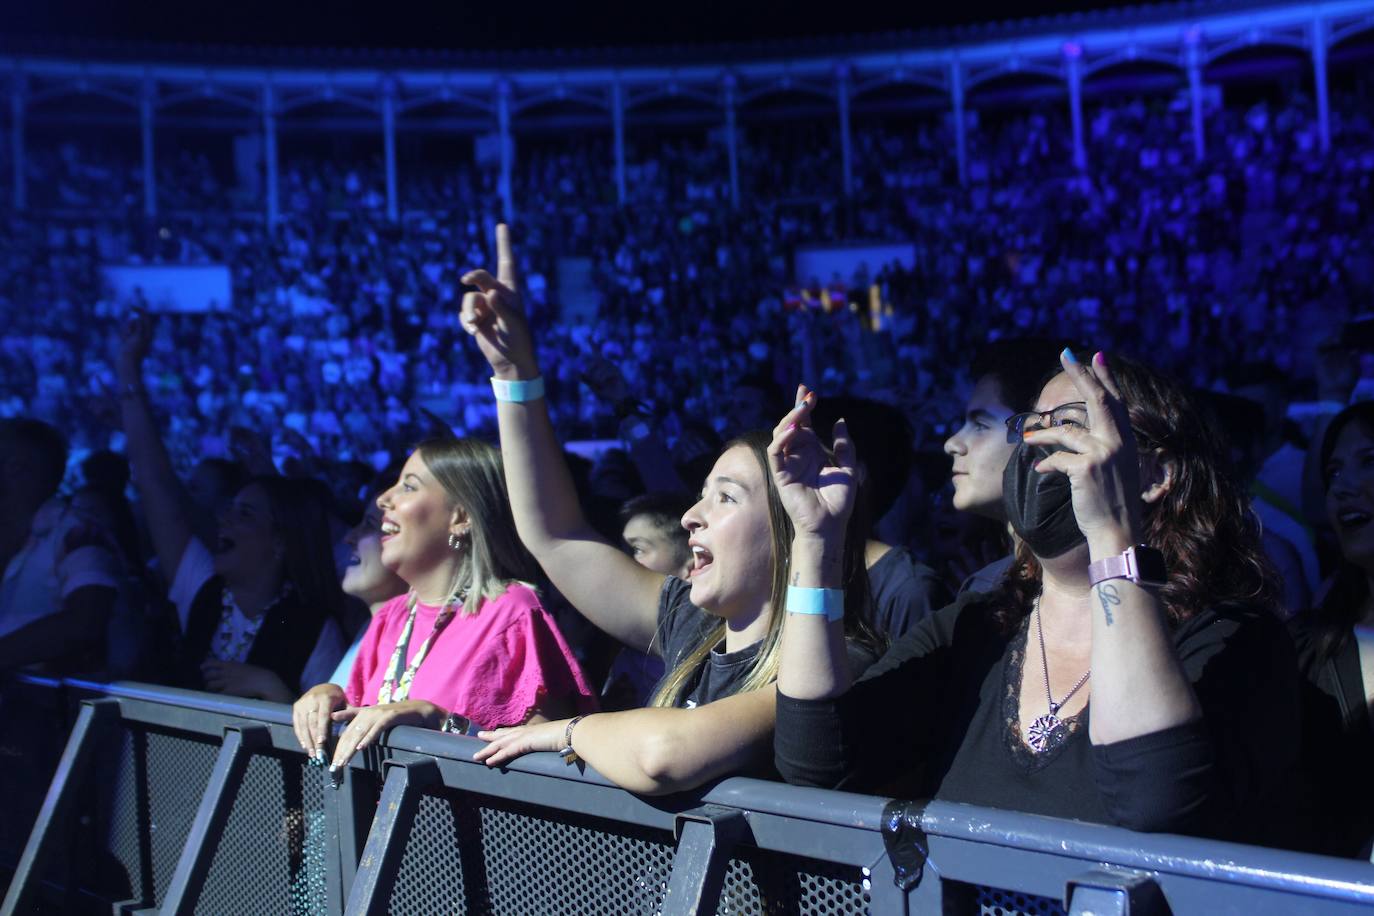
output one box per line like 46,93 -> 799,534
773,349 -> 1305,849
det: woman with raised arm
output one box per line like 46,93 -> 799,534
292,437 -> 598,771
117,311 -> 344,701
775,349 -> 1303,847
460,225 -> 879,794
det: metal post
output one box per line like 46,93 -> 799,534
836,65 -> 854,197
140,77 -> 157,217
611,81 -> 627,206
1312,17 -> 1331,155
159,724 -> 270,916
0,699 -> 119,916
10,74 -> 25,212
723,74 -> 739,209
1185,30 -> 1206,163
344,759 -> 439,916
496,79 -> 514,224
381,77 -> 399,222
1064,44 -> 1086,171
661,806 -> 749,916
324,766 -> 375,915
949,60 -> 968,186
263,84 -> 280,224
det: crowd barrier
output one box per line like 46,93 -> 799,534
1,677 -> 1373,915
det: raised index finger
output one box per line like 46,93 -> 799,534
496,223 -> 519,291
1058,347 -> 1117,439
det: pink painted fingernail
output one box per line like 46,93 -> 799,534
1093,351 -> 1107,366
788,422 -> 797,431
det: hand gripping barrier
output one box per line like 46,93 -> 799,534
3,677 -> 1374,915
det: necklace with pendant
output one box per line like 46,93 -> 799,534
1026,597 -> 1091,753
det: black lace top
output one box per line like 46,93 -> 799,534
775,591 -> 1304,847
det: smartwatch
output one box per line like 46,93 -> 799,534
1088,544 -> 1167,588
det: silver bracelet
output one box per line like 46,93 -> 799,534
558,715 -> 585,763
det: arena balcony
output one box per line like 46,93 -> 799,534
2,0 -> 1372,223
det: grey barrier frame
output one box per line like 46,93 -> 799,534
4,677 -> 1374,915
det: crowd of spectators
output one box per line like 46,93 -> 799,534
2,78 -> 1373,516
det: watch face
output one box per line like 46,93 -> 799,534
1131,547 -> 1168,584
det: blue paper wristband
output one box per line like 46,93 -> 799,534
785,586 -> 844,623
491,375 -> 546,403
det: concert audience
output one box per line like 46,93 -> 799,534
461,226 -> 880,794
292,436 -> 598,770
774,350 -> 1304,848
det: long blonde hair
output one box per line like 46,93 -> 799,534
648,430 -> 877,707
416,437 -> 539,616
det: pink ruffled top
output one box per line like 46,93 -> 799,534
345,582 -> 597,729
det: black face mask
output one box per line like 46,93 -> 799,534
1002,442 -> 1086,559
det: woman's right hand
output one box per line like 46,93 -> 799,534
768,384 -> 859,545
116,308 -> 153,386
292,683 -> 347,760
459,223 -> 538,380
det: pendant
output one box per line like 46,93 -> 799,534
1027,713 -> 1062,753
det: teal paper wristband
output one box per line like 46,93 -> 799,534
785,586 -> 844,623
491,375 -> 546,403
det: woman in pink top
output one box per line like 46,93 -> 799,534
291,437 -> 596,770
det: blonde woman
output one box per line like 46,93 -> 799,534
292,437 -> 597,770
461,226 -> 879,794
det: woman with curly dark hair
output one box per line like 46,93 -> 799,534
1292,401 -> 1374,857
775,349 -> 1302,848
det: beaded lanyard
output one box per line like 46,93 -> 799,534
376,589 -> 463,704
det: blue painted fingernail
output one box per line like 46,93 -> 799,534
1061,348 -> 1078,365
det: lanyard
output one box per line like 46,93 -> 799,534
377,590 -> 461,704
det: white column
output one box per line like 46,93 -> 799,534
496,79 -> 513,224
263,84 -> 280,224
1313,17 -> 1331,155
612,81 -> 627,205
1185,30 -> 1206,163
949,60 -> 968,186
1064,43 -> 1086,171
836,65 -> 854,197
10,75 -> 25,212
141,77 -> 157,217
381,77 -> 398,221
723,74 -> 739,209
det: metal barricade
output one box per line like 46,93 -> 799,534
3,677 -> 1374,915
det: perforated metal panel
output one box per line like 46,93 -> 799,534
197,751 -> 329,916
94,727 -> 219,907
975,884 -> 1067,916
718,847 -> 871,915
387,790 -> 676,915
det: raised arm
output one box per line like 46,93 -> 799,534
459,225 -> 663,650
116,311 -> 196,579
474,686 -> 777,795
771,387 -> 860,702
1028,349 -> 1202,746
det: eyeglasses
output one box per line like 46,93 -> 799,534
1004,402 -> 1089,444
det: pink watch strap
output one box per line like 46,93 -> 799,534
1087,553 -> 1130,587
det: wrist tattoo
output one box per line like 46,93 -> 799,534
1097,583 -> 1121,626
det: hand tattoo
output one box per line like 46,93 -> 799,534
1097,583 -> 1121,626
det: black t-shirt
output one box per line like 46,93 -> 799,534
776,591 -> 1303,847
653,576 -> 878,708
867,546 -> 952,640
1290,617 -> 1374,857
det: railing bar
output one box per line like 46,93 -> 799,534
0,699 -> 119,916
343,760 -> 437,916
157,723 -> 270,916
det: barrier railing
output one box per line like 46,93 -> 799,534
2,677 -> 1373,915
